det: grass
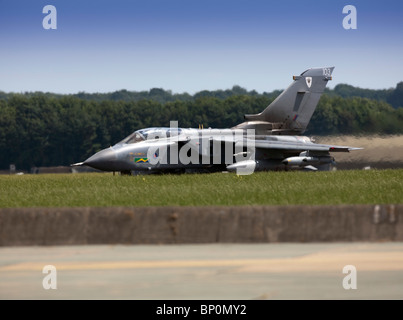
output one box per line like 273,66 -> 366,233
0,169 -> 402,207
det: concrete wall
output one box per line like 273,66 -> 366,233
0,204 -> 401,246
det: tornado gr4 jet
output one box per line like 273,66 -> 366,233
72,67 -> 361,175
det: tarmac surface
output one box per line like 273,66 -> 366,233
1,242 -> 402,300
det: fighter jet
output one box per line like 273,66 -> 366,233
72,67 -> 361,175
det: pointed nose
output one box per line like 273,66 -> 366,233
84,148 -> 118,171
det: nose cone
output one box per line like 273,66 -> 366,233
84,148 -> 118,171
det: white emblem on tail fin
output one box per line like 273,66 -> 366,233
305,77 -> 312,88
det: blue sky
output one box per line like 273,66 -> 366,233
1,0 -> 402,94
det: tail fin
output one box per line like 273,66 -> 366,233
243,67 -> 334,134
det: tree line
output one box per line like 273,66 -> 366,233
1,82 -> 402,108
0,84 -> 402,170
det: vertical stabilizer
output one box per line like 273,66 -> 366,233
242,67 -> 334,133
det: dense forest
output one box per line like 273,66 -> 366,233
0,82 -> 402,171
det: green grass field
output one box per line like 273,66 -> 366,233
0,169 -> 402,207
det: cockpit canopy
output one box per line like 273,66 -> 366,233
117,127 -> 182,144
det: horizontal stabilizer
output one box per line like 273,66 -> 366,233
243,139 -> 361,153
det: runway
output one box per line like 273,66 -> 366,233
1,243 -> 402,299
